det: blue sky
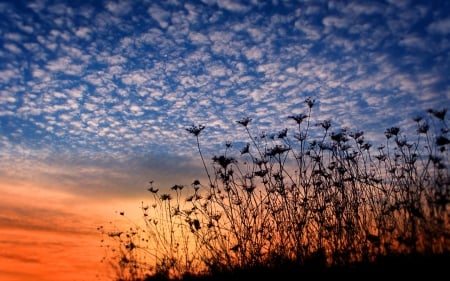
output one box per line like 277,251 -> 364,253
1,0 -> 449,198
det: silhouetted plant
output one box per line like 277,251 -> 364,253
100,97 -> 449,280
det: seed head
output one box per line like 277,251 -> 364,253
186,124 -> 205,136
236,117 -> 252,127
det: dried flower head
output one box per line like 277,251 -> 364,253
160,194 -> 172,201
288,113 -> 308,125
236,117 -> 252,127
384,127 -> 400,139
186,124 -> 206,136
305,97 -> 315,108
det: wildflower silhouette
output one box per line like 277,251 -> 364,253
100,98 -> 449,281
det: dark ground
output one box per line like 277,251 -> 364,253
143,252 -> 450,281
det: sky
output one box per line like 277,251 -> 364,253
0,0 -> 449,280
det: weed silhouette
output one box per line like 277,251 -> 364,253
99,97 -> 449,281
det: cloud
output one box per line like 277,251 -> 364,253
0,253 -> 40,264
0,0 -> 447,198
427,17 -> 450,34
322,16 -> 349,30
148,4 -> 171,29
215,0 -> 252,13
105,0 -> 133,16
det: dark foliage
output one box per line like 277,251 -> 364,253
100,98 -> 449,281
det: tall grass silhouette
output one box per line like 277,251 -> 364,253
99,98 -> 449,281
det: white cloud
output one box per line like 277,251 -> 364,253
121,72 -> 148,85
105,0 -> 132,16
322,16 -> 349,30
216,0 -> 251,13
189,31 -> 210,45
244,46 -> 263,60
427,17 -> 450,34
75,27 -> 91,40
345,2 -> 384,15
148,5 -> 171,29
3,43 -> 22,55
84,103 -> 98,112
4,32 -> 24,42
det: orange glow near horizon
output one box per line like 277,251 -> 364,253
0,228 -> 108,281
0,181 -> 146,281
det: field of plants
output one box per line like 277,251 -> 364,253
99,98 -> 449,281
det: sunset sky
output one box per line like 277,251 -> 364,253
1,0 -> 449,280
